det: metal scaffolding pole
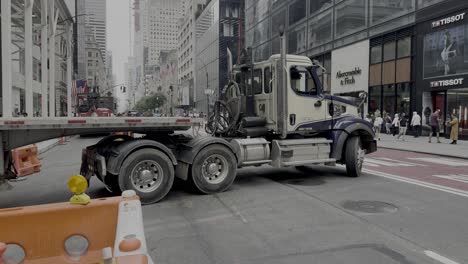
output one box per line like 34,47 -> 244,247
48,0 -> 58,117
41,0 -> 49,117
25,0 -> 36,117
67,23 -> 73,117
2,0 -> 13,118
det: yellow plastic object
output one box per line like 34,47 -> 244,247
68,175 -> 91,205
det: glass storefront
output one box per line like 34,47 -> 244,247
447,88 -> 468,138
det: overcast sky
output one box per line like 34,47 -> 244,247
107,0 -> 131,85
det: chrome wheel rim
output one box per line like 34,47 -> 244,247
130,160 -> 163,193
201,154 -> 229,184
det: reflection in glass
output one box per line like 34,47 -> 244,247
396,83 -> 411,115
383,85 -> 396,116
447,88 -> 468,138
335,0 -> 367,38
384,41 -> 396,61
417,0 -> 445,9
308,9 -> 332,49
254,19 -> 271,44
370,0 -> 415,26
371,45 -> 382,64
289,0 -> 307,25
397,37 -> 411,58
288,25 -> 307,54
369,86 -> 382,114
272,9 -> 286,37
310,0 -> 333,15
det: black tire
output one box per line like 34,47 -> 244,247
345,137 -> 365,178
190,145 -> 237,194
103,173 -> 121,194
119,148 -> 174,204
295,165 -> 311,173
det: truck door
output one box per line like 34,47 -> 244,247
286,66 -> 329,133
253,67 -> 275,128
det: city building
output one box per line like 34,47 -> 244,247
1,0 -> 74,117
178,0 -> 206,84
83,0 -> 107,66
125,57 -> 137,109
194,0 -> 244,113
85,28 -> 109,96
244,0 -> 468,139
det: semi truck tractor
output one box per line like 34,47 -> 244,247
0,35 -> 376,204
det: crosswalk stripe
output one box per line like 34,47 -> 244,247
408,158 -> 468,167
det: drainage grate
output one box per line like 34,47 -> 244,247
341,200 -> 398,214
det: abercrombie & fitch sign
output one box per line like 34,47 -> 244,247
336,67 -> 362,85
432,12 -> 466,28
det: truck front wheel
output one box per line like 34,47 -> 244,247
190,145 -> 237,194
345,137 -> 365,178
119,149 -> 174,204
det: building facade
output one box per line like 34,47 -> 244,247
83,0 -> 107,66
194,0 -> 244,112
244,0 -> 468,139
85,29 -> 109,96
1,0 -> 73,117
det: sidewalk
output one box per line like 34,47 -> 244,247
376,134 -> 468,159
35,138 -> 60,154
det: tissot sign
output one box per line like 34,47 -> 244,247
432,12 -> 466,28
331,40 -> 369,94
430,78 -> 464,88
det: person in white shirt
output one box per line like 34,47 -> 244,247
392,114 -> 400,136
373,114 -> 383,141
410,111 -> 422,138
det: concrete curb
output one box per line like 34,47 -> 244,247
378,146 -> 468,160
37,139 -> 60,155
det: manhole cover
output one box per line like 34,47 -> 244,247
341,200 -> 398,214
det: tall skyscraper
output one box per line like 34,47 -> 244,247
84,0 -> 107,66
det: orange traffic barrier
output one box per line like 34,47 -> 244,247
58,137 -> 66,145
11,145 -> 41,177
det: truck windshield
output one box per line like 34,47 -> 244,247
290,66 -> 317,96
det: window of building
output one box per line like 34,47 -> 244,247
397,37 -> 411,58
289,0 -> 307,26
371,45 -> 382,64
254,18 -> 270,44
253,69 -> 263,95
335,0 -> 367,39
310,0 -> 332,15
272,9 -> 286,37
417,0 -> 444,9
88,51 -> 92,57
383,41 -> 396,61
288,24 -> 307,54
370,0 -> 415,26
308,9 -> 332,49
369,86 -> 382,114
264,67 -> 272,93
382,84 -> 396,115
396,83 -> 411,115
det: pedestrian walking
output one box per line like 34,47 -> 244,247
385,114 -> 392,134
392,114 -> 400,137
448,114 -> 459,145
429,109 -> 441,143
397,113 -> 408,141
374,114 -> 383,141
410,111 -> 421,138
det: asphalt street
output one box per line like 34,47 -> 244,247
1,136 -> 468,264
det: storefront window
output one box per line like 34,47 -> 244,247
396,83 -> 411,115
308,9 -> 332,49
335,0 -> 367,39
383,41 -> 396,61
310,0 -> 332,15
397,37 -> 411,58
447,88 -> 468,138
370,46 -> 382,64
383,84 -> 396,116
289,0 -> 307,26
423,23 -> 468,79
370,0 -> 415,26
369,86 -> 382,115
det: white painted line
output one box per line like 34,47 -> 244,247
365,158 -> 412,167
424,250 -> 460,264
363,162 -> 380,167
378,157 -> 426,166
433,174 -> 468,183
363,168 -> 468,198
408,158 -> 468,167
231,205 -> 248,223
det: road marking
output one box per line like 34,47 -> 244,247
424,250 -> 460,264
365,158 -> 414,167
363,162 -> 380,167
363,168 -> 468,198
433,174 -> 468,183
408,158 -> 468,167
378,158 -> 426,167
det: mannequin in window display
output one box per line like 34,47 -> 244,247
441,31 -> 457,75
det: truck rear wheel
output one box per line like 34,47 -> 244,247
119,149 -> 174,204
190,145 -> 237,194
345,137 -> 365,178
